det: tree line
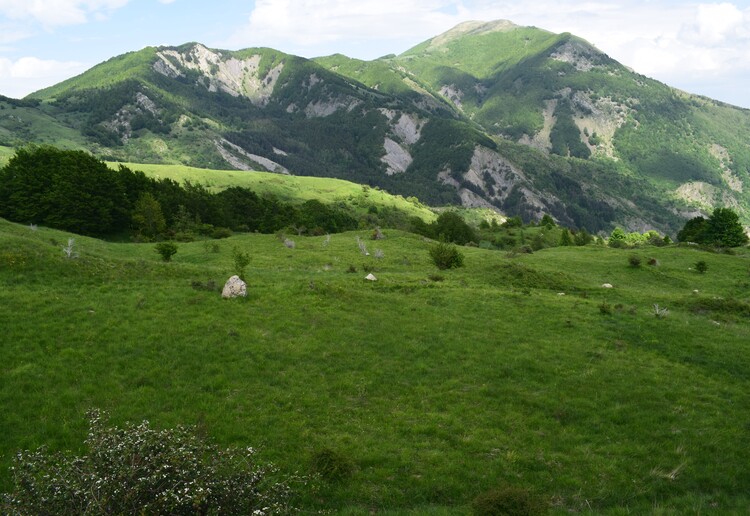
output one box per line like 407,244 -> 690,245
0,146 -> 357,240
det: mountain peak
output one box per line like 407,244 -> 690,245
428,19 -> 519,49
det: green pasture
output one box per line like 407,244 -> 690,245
1,218 -> 749,513
0,146 -> 13,166
108,161 -> 437,222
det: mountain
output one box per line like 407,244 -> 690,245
3,20 -> 750,235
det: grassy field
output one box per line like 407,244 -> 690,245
109,161 -> 437,222
1,217 -> 749,513
0,146 -> 15,166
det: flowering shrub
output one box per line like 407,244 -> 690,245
2,410 -> 302,515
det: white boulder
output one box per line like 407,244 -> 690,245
365,273 -> 377,281
222,275 -> 247,298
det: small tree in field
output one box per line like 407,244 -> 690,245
154,241 -> 177,262
559,228 -> 573,246
429,241 -> 464,270
705,208 -> 748,247
132,192 -> 166,240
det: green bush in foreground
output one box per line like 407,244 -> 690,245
429,240 -> 465,270
154,241 -> 177,262
1,410 -> 302,515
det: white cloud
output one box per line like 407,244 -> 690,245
0,56 -> 86,97
225,0 -> 464,57
0,0 -> 130,27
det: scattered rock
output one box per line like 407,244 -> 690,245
365,273 -> 377,281
557,292 -> 566,296
601,283 -> 613,289
222,275 -> 247,298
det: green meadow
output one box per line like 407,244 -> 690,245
1,217 -> 749,513
107,161 -> 437,222
0,146 -> 14,166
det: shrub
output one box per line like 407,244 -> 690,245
1,410 -> 302,515
61,238 -> 78,259
429,241 -> 464,270
434,211 -> 477,244
232,247 -> 251,279
695,260 -> 708,274
154,241 -> 177,262
173,231 -> 195,242
210,227 -> 233,239
648,258 -> 659,266
559,228 -> 573,246
628,255 -> 642,268
599,300 -> 613,315
471,485 -> 544,516
310,448 -> 354,482
356,236 -> 368,255
652,304 -> 669,318
203,241 -> 221,254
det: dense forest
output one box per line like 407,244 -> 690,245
0,146 -> 358,240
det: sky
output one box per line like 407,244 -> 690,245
0,0 -> 749,108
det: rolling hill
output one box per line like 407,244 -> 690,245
2,20 -> 750,235
1,217 -> 749,512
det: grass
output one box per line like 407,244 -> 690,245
108,161 -> 437,221
0,145 -> 13,166
0,101 -> 87,150
1,217 -> 749,513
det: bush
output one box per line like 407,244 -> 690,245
628,255 -> 642,268
1,410 -> 302,515
154,241 -> 177,262
429,241 -> 465,270
210,227 -> 233,239
471,485 -> 544,516
232,247 -> 251,279
695,260 -> 708,274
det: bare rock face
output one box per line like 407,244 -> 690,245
222,275 -> 247,298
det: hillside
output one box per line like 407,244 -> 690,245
2,21 -> 750,234
1,217 -> 749,512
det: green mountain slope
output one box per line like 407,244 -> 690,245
3,20 -> 750,235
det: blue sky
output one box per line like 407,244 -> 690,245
1,0 -> 749,108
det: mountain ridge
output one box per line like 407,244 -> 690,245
2,20 -> 749,235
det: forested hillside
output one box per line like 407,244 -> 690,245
1,20 -> 749,236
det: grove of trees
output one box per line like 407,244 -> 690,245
676,208 -> 749,247
0,146 -> 358,239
